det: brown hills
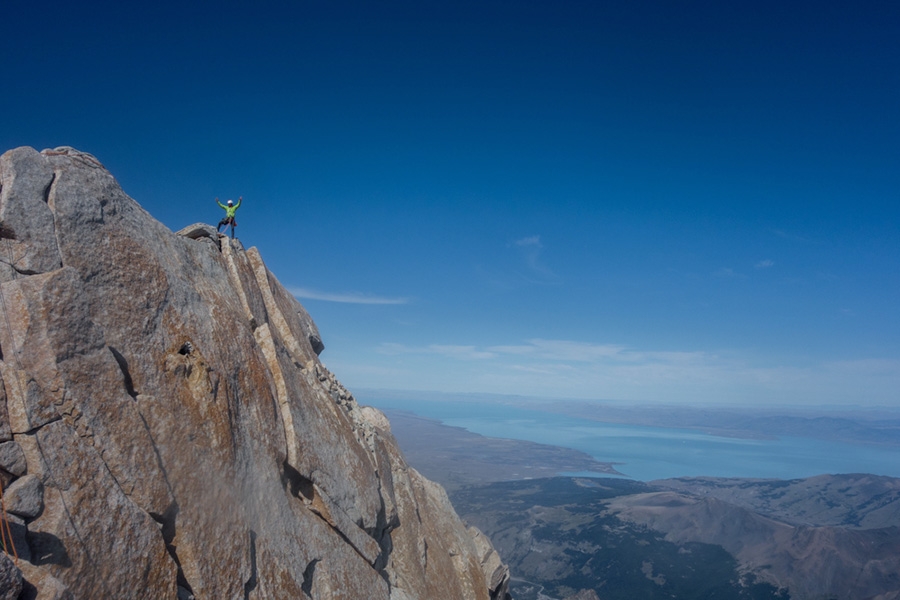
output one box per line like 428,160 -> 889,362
379,404 -> 900,600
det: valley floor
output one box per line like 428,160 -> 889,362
375,405 -> 900,600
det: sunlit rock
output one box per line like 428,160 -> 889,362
0,146 -> 511,600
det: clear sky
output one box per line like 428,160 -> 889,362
3,1 -> 898,406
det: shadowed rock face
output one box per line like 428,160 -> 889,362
0,146 -> 511,600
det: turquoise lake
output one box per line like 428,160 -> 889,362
364,398 -> 900,481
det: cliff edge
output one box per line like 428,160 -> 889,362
0,146 -> 511,600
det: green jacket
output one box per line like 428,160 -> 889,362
217,197 -> 241,218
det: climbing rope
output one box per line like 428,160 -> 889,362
0,480 -> 18,564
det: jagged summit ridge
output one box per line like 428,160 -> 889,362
0,146 -> 511,599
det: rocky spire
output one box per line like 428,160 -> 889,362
0,146 -> 511,600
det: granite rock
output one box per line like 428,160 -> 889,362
0,146 -> 510,600
0,552 -> 22,600
0,441 -> 26,476
3,474 -> 42,519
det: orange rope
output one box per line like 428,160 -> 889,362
0,479 -> 18,565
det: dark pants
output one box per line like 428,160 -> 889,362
217,217 -> 237,236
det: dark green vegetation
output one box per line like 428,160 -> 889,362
452,478 -> 788,600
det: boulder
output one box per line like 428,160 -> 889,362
4,474 -> 43,519
0,441 -> 26,476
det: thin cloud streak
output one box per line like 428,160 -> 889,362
770,229 -> 811,243
512,234 -> 559,281
378,343 -> 495,360
381,339 -> 707,365
487,339 -> 627,361
290,287 -> 409,305
497,340 -> 712,366
514,235 -> 542,248
714,267 -> 745,279
368,339 -> 900,406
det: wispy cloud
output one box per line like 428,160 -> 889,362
515,235 -> 542,249
825,358 -> 900,375
429,345 -> 497,359
714,267 -> 743,278
363,338 -> 900,405
380,339 -> 702,365
374,338 -> 734,401
377,343 -> 495,359
512,235 -> 558,281
755,259 -> 774,269
290,287 -> 409,305
770,228 -> 811,243
488,339 -> 627,362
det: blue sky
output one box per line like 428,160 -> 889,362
3,1 -> 899,406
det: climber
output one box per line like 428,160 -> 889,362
216,196 -> 242,238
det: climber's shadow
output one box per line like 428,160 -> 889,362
27,529 -> 72,568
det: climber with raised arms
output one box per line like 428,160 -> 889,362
216,196 -> 242,238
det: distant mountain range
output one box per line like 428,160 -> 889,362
365,389 -> 900,449
381,408 -> 900,600
514,400 -> 900,448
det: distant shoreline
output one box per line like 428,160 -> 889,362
363,394 -> 900,481
359,389 -> 900,448
378,409 -> 625,491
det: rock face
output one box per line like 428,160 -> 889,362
0,146 -> 511,600
0,553 -> 23,600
